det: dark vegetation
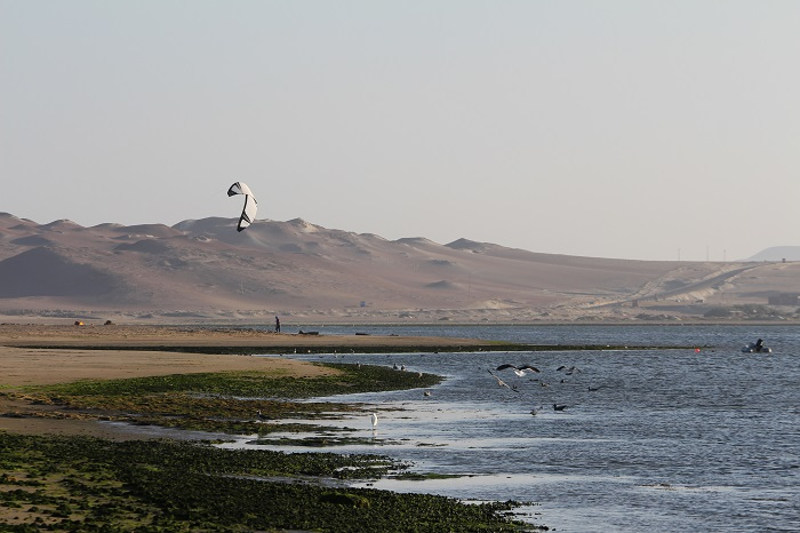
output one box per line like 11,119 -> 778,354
1,363 -> 543,531
0,432 -> 537,532
15,364 -> 442,435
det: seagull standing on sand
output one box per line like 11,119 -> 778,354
496,364 -> 540,377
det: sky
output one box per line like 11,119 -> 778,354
2,1 -> 799,261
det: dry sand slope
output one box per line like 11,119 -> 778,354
2,213 -> 797,322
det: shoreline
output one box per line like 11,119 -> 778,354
4,316 -> 799,328
0,324 -> 547,530
0,324 -> 493,439
0,323 -> 685,439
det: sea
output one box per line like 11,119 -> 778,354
222,324 -> 800,532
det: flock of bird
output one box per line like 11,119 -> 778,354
258,351 -> 605,431
366,357 -> 596,429
487,361 -> 596,415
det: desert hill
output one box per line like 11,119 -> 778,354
1,212 -> 798,323
747,246 -> 800,262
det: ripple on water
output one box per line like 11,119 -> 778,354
230,325 -> 800,532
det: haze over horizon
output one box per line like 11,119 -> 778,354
3,2 -> 799,261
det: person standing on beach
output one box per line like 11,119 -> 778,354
275,316 -> 281,333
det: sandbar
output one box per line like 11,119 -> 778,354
0,324 -> 492,437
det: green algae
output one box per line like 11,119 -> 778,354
0,432 -> 541,532
13,364 -> 442,435
0,363 -> 546,531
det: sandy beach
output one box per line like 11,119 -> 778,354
0,324 -> 491,437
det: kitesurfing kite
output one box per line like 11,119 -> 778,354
227,182 -> 258,232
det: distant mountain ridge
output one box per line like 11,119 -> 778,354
747,246 -> 800,262
1,212 -> 798,323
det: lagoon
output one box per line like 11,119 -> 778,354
230,324 -> 800,532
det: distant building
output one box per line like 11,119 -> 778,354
768,293 -> 800,306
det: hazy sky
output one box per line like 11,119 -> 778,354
2,1 -> 799,261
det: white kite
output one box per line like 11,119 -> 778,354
227,182 -> 258,232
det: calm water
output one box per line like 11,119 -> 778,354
226,325 -> 800,532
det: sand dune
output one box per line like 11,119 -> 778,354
0,212 -> 798,323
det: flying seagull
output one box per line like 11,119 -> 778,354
488,370 -> 520,393
556,365 -> 581,375
496,364 -> 540,377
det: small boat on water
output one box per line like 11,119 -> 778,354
742,338 -> 772,353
